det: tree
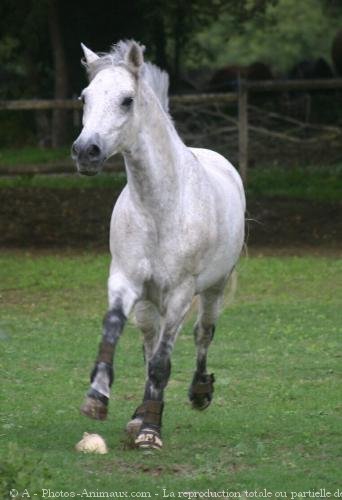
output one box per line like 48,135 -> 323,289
0,0 -> 53,145
190,0 -> 342,73
48,0 -> 69,147
143,0 -> 228,89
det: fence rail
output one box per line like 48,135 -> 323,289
0,93 -> 238,111
244,78 -> 342,92
1,78 -> 342,183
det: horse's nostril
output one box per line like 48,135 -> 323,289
87,144 -> 101,158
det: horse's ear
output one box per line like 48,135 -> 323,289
125,42 -> 144,75
81,43 -> 99,65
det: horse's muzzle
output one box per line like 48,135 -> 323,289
71,137 -> 105,176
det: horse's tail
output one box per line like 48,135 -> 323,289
222,268 -> 238,310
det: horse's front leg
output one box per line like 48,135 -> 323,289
135,283 -> 194,450
81,273 -> 140,420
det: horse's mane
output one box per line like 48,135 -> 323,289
83,40 -> 169,113
143,62 -> 169,113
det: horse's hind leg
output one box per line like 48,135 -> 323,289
126,300 -> 161,437
189,281 -> 225,410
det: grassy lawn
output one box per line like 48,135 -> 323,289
0,147 -> 71,166
0,145 -> 341,202
0,165 -> 341,202
247,165 -> 342,202
0,252 -> 341,496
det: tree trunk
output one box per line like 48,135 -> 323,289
48,0 -> 69,147
153,6 -> 168,71
173,13 -> 182,89
172,2 -> 186,91
24,51 -> 51,147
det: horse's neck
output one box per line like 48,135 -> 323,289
123,88 -> 186,216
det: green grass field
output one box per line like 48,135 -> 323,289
0,165 -> 341,202
0,252 -> 341,498
0,147 -> 71,166
0,146 -> 341,202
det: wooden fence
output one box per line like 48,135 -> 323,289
1,78 -> 342,183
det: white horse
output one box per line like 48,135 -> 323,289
71,40 -> 245,450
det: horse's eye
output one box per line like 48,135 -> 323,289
78,94 -> 85,104
121,96 -> 133,108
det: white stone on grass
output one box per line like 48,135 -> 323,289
75,432 -> 108,454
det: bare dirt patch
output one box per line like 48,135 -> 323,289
0,187 -> 341,252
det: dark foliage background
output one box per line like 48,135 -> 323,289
0,0 -> 341,149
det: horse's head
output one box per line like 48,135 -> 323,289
72,41 -> 144,176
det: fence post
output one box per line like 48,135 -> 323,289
238,80 -> 248,185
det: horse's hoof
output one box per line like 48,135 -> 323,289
80,396 -> 108,420
125,417 -> 143,438
135,428 -> 163,450
190,395 -> 212,411
189,373 -> 215,411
